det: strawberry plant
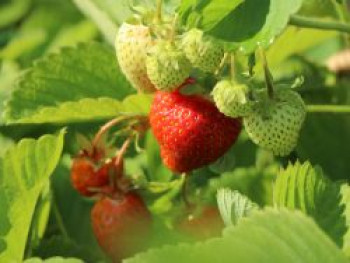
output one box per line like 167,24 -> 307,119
1,0 -> 350,262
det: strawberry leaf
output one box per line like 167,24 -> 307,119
0,130 -> 65,262
181,0 -> 303,53
341,184 -> 350,258
179,0 -> 244,31
4,42 -> 135,124
217,188 -> 258,226
273,161 -> 346,247
0,0 -> 31,29
125,209 -> 348,263
7,94 -> 152,124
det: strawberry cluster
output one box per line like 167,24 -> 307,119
70,5 -> 308,261
70,117 -> 152,262
115,8 -> 306,163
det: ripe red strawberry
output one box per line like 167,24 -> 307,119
149,90 -> 242,173
177,206 -> 224,240
91,192 -> 152,262
70,155 -> 121,197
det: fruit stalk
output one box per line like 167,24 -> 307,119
307,105 -> 350,114
170,13 -> 179,43
181,173 -> 192,208
230,54 -> 235,81
92,115 -> 146,148
259,47 -> 274,99
289,15 -> 350,34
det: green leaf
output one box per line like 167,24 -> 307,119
206,164 -> 277,207
209,144 -> 237,174
265,26 -> 337,70
341,184 -> 350,258
297,114 -> 350,181
32,235 -> 100,262
217,188 -> 258,226
179,0 -> 244,31
0,0 -> 31,29
24,257 -> 83,263
125,209 -> 348,263
273,161 -> 346,247
185,0 -> 302,53
50,156 -> 105,260
4,42 -> 134,123
9,94 -> 152,124
0,130 -> 65,262
72,0 -> 118,45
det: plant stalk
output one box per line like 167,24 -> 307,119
289,15 -> 350,34
307,105 -> 350,113
259,47 -> 274,99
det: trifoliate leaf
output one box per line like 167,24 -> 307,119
273,161 -> 346,247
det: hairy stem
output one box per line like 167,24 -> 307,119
259,47 -> 274,99
230,54 -> 236,81
92,115 -> 144,148
52,196 -> 69,240
289,15 -> 350,34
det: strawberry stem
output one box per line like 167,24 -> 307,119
169,13 -> 179,44
181,173 -> 193,209
215,52 -> 229,76
156,0 -> 163,23
289,15 -> 350,34
307,105 -> 350,113
230,53 -> 235,82
52,196 -> 69,240
92,115 -> 146,149
110,135 -> 134,191
259,47 -> 274,99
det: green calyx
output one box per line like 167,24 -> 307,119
212,79 -> 254,118
182,28 -> 224,73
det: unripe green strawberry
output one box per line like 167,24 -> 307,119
212,79 -> 254,118
182,29 -> 224,73
146,41 -> 191,92
115,22 -> 156,93
244,88 -> 306,156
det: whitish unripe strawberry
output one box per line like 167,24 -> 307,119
182,29 -> 224,73
212,79 -> 254,118
146,41 -> 191,92
115,22 -> 156,93
243,88 -> 306,156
